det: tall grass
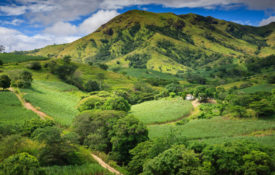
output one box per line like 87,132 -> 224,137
240,84 -> 275,93
148,117 -> 275,139
0,53 -> 48,64
42,164 -> 110,175
21,81 -> 85,126
0,91 -> 38,125
130,97 -> 193,124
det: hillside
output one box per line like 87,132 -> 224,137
31,10 -> 275,74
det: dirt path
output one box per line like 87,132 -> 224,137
9,88 -> 121,175
91,154 -> 122,175
9,88 -> 50,120
191,99 -> 200,108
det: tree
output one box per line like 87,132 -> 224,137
27,62 -> 41,70
0,75 -> 11,90
110,116 -> 148,164
249,99 -> 274,117
32,126 -> 81,166
0,59 -> 3,66
103,96 -> 131,112
0,45 -> 5,53
0,152 -> 43,175
143,145 -> 206,175
84,80 -> 100,92
98,63 -> 108,70
12,71 -> 33,88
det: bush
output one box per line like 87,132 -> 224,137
84,80 -> 100,92
98,64 -> 108,70
103,97 -> 131,112
0,75 -> 11,90
111,116 -> 148,164
11,71 -> 33,88
0,152 -> 43,175
77,96 -> 105,112
27,62 -> 41,70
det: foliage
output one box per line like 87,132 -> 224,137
32,126 -> 82,166
11,70 -> 33,88
77,96 -> 105,112
22,119 -> 55,136
73,110 -> 126,151
84,80 -> 100,92
0,152 -> 43,175
126,54 -> 151,69
143,145 -> 206,175
0,75 -> 11,90
128,134 -> 188,174
103,96 -> 131,112
27,62 -> 42,70
110,116 -> 148,164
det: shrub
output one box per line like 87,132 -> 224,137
0,152 -> 43,175
98,64 -> 108,70
84,80 -> 100,92
103,97 -> 131,112
27,62 -> 41,70
77,96 -> 105,112
11,71 -> 33,88
0,75 -> 11,90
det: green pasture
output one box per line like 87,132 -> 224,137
0,91 -> 38,125
130,97 -> 193,124
21,80 -> 86,126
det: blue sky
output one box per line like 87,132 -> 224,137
0,0 -> 275,52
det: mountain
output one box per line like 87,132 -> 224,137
30,10 -> 275,74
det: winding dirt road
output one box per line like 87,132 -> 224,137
9,88 -> 50,120
91,154 -> 122,175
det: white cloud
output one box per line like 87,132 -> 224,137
2,19 -> 24,26
0,27 -> 80,52
1,0 -> 274,25
259,16 -> 275,26
79,10 -> 119,34
44,21 -> 78,36
0,6 -> 27,16
0,10 -> 119,52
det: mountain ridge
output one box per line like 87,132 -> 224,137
29,10 -> 275,74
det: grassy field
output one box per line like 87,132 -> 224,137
42,163 -> 109,175
21,80 -> 85,126
240,84 -> 275,93
148,117 -> 275,141
0,91 -> 39,125
0,53 -> 48,64
118,68 -> 183,80
130,97 -> 193,124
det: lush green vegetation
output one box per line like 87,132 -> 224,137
131,98 -> 193,124
0,53 -> 48,64
148,117 -> 275,139
0,91 -> 38,126
42,164 -> 108,175
21,81 -> 83,125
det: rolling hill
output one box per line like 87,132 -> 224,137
30,10 -> 275,74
